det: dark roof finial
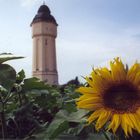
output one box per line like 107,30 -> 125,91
43,1 -> 45,5
31,2 -> 58,26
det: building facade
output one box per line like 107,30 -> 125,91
31,4 -> 58,85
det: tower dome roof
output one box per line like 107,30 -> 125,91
38,4 -> 51,14
31,4 -> 57,26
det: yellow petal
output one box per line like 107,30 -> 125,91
108,114 -> 121,133
110,58 -> 126,81
123,114 -> 134,129
91,70 -> 108,92
76,87 -> 97,94
127,63 -> 140,82
136,108 -> 140,116
87,109 -> 104,124
85,77 -> 94,87
77,97 -> 101,106
128,114 -> 140,133
121,115 -> 129,137
134,71 -> 140,85
95,110 -> 111,130
96,67 -> 112,80
128,126 -> 133,136
85,77 -> 100,92
77,103 -> 102,111
77,93 -> 99,101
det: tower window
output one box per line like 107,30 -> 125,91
36,39 -> 39,70
45,40 -> 47,45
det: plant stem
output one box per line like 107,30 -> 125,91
3,91 -> 12,104
102,131 -> 110,140
18,92 -> 22,107
0,103 -> 7,139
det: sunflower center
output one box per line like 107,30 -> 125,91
103,81 -> 140,113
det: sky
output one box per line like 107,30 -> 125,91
0,0 -> 140,84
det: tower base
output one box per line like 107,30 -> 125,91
33,71 -> 58,85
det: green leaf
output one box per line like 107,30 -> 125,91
57,134 -> 78,140
55,109 -> 87,123
87,133 -> 107,140
47,119 -> 69,139
0,64 -> 16,90
23,77 -> 48,91
45,109 -> 87,139
0,55 -> 24,64
63,102 -> 77,113
16,69 -> 25,83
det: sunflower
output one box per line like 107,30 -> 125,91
76,58 -> 140,137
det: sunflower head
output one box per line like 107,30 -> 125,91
76,58 -> 140,137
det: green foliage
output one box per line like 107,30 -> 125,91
47,118 -> 69,139
23,77 -> 48,91
0,64 -> 16,91
44,109 -> 87,139
16,69 -> 25,83
0,54 -> 23,64
0,55 -> 134,140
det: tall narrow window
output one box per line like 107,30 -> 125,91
45,39 -> 48,71
36,38 -> 39,71
45,39 -> 47,46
